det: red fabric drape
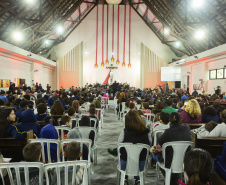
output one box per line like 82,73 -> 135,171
103,71 -> 111,84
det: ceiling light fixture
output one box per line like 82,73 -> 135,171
192,0 -> 204,8
12,31 -> 23,42
56,26 -> 64,34
175,41 -> 181,47
195,30 -> 205,39
25,0 -> 35,4
45,40 -> 49,45
164,28 -> 170,35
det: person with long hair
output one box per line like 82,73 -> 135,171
118,110 -> 151,184
50,100 -> 64,115
0,107 -> 27,139
179,149 -> 212,185
71,100 -> 81,114
180,99 -> 202,123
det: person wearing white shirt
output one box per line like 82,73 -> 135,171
192,109 -> 226,137
151,112 -> 170,135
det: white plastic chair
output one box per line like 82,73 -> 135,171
95,108 -> 104,128
0,162 -> 44,185
61,139 -> 92,183
155,141 -> 193,185
144,113 -> 155,123
44,161 -> 88,185
116,143 -> 150,185
153,130 -> 165,146
78,127 -> 98,165
114,98 -> 118,115
29,139 -> 61,163
55,126 -> 71,141
118,102 -> 126,122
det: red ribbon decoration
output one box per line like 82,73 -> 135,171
116,5 -> 120,65
128,5 -> 131,68
122,0 -> 126,67
111,5 -> 115,62
101,0 -> 105,67
106,5 -> 109,64
95,5 -> 98,68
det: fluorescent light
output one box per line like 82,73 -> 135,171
25,0 -> 34,4
195,30 -> 205,40
56,26 -> 64,34
164,28 -> 170,35
12,31 -> 23,42
175,41 -> 181,47
45,40 -> 49,45
192,0 -> 204,8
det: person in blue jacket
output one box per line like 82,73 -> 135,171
39,124 -> 59,163
15,101 -> 29,121
35,103 -> 52,123
18,109 -> 41,137
0,108 -> 27,139
215,142 -> 226,181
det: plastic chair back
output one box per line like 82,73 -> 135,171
71,118 -> 81,128
117,143 -> 150,176
90,118 -> 97,129
29,139 -> 60,163
162,141 -> 193,173
144,113 -> 155,123
60,139 -> 92,163
153,130 -> 165,146
78,127 -> 97,143
44,161 -> 88,185
0,162 -> 44,185
55,126 -> 71,141
119,102 -> 126,113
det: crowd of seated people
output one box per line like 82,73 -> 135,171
0,84 -> 226,184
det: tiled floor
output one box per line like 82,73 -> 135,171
90,109 -> 164,185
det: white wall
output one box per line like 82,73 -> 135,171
178,55 -> 226,94
0,55 -> 55,91
54,5 -> 175,88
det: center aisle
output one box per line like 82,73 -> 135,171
90,109 -> 164,185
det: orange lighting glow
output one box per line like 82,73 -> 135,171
128,64 -> 131,68
116,60 -> 120,65
122,62 -> 125,67
94,64 -> 98,68
111,57 -> 114,62
101,62 -> 104,67
105,60 -> 109,64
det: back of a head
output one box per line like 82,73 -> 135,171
177,102 -> 183,108
68,107 -> 76,116
184,149 -> 212,185
37,103 -> 47,114
23,143 -> 42,162
60,116 -> 71,125
67,129 -> 82,139
170,112 -> 181,124
129,102 -> 135,110
221,109 -> 226,123
1,90 -> 5,95
24,95 -> 30,100
125,110 -> 146,132
165,99 -> 173,107
89,107 -> 95,115
142,102 -> 149,109
185,99 -> 201,118
160,112 -> 170,125
65,141 -> 80,161
204,106 -> 217,116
